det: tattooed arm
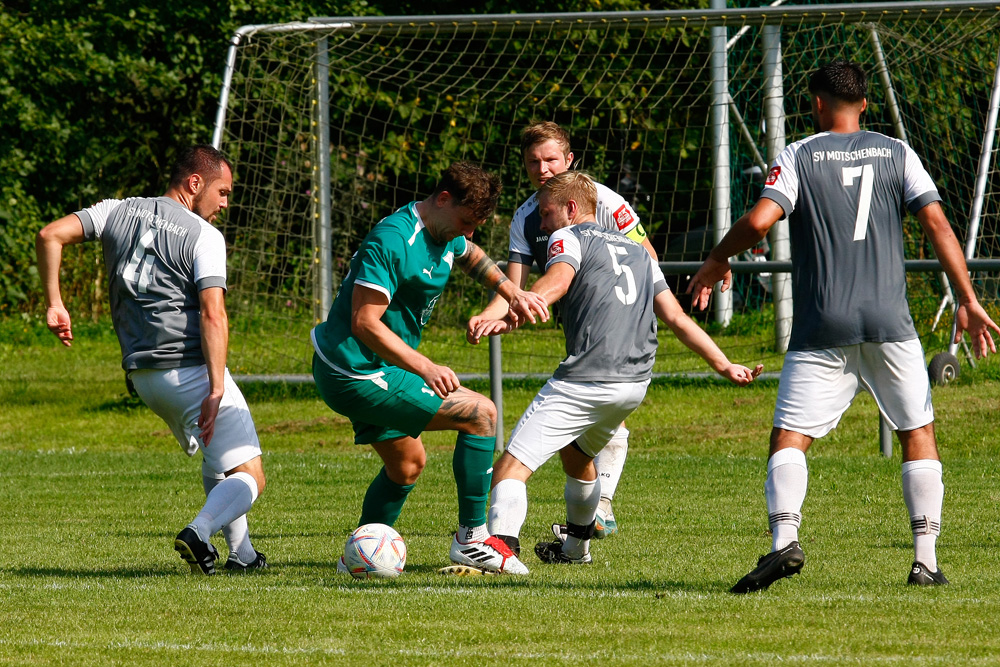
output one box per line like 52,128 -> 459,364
456,241 -> 549,325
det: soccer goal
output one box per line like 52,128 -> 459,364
211,1 -> 1000,383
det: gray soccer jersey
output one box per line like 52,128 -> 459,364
761,130 -> 942,351
545,222 -> 667,382
510,181 -> 642,271
76,196 -> 227,370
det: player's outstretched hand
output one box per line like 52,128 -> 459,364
720,363 -> 764,386
421,363 -> 461,399
507,288 -> 548,325
198,393 -> 223,447
955,300 -> 1000,358
466,317 -> 515,345
46,305 -> 74,347
686,255 -> 732,311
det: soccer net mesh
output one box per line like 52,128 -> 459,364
213,2 -> 1000,379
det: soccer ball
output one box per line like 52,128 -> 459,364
342,523 -> 407,579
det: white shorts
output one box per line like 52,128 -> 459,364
129,365 -> 262,474
774,340 -> 933,439
505,378 -> 650,472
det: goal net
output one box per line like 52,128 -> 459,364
212,2 -> 1000,380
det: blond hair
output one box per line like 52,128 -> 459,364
538,170 -> 597,216
520,121 -> 572,157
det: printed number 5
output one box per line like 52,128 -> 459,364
122,229 -> 156,293
607,245 -> 637,305
842,164 -> 874,241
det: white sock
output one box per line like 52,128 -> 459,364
902,459 -> 943,571
191,471 -> 258,543
202,465 -> 257,564
594,426 -> 629,504
457,523 -> 489,543
765,448 -> 808,551
488,479 -> 528,540
563,476 -> 600,559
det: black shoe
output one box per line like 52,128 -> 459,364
907,561 -> 949,586
730,541 -> 805,594
534,541 -> 592,564
224,551 -> 268,572
174,526 -> 219,575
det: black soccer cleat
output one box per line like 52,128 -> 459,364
730,541 -> 805,594
534,540 -> 592,565
174,526 -> 220,576
907,561 -> 949,586
224,551 -> 268,573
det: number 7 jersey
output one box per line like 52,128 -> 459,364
761,130 -> 942,351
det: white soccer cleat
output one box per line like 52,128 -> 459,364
449,533 -> 529,575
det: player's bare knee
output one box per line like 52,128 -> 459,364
457,394 -> 496,437
387,454 -> 426,485
473,397 -> 497,436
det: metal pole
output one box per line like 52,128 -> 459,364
946,42 -> 1000,358
710,0 -> 732,326
762,24 -> 791,354
489,334 -> 505,453
314,37 -> 334,323
879,415 -> 893,458
961,40 -> 1000,264
868,28 -> 908,144
728,95 -> 769,174
211,32 -> 246,149
867,26 -> 908,457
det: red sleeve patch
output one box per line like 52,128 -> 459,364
613,204 -> 635,231
548,239 -> 564,259
765,165 -> 781,186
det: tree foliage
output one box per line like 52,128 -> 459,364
0,0 -> 687,316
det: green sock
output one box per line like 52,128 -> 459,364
359,467 -> 414,527
453,433 -> 496,527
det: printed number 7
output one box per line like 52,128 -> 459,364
842,164 -> 874,241
606,245 -> 637,305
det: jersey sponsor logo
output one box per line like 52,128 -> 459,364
765,166 -> 781,186
548,239 -> 564,259
419,294 -> 440,326
612,205 -> 634,230
421,267 -> 433,279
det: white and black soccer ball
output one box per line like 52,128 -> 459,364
343,523 -> 407,579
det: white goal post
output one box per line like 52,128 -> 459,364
210,1 -> 1000,388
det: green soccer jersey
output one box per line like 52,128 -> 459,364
312,202 -> 468,374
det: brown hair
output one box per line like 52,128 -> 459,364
520,121 -> 572,157
538,170 -> 597,216
431,161 -> 502,221
169,144 -> 232,189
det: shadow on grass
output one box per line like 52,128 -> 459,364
4,565 -> 185,578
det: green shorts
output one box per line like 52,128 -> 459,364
312,353 -> 443,444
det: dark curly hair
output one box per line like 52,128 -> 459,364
431,161 -> 502,221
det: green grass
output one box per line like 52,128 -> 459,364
4,322 -> 1000,665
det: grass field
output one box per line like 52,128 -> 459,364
4,318 -> 1000,665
